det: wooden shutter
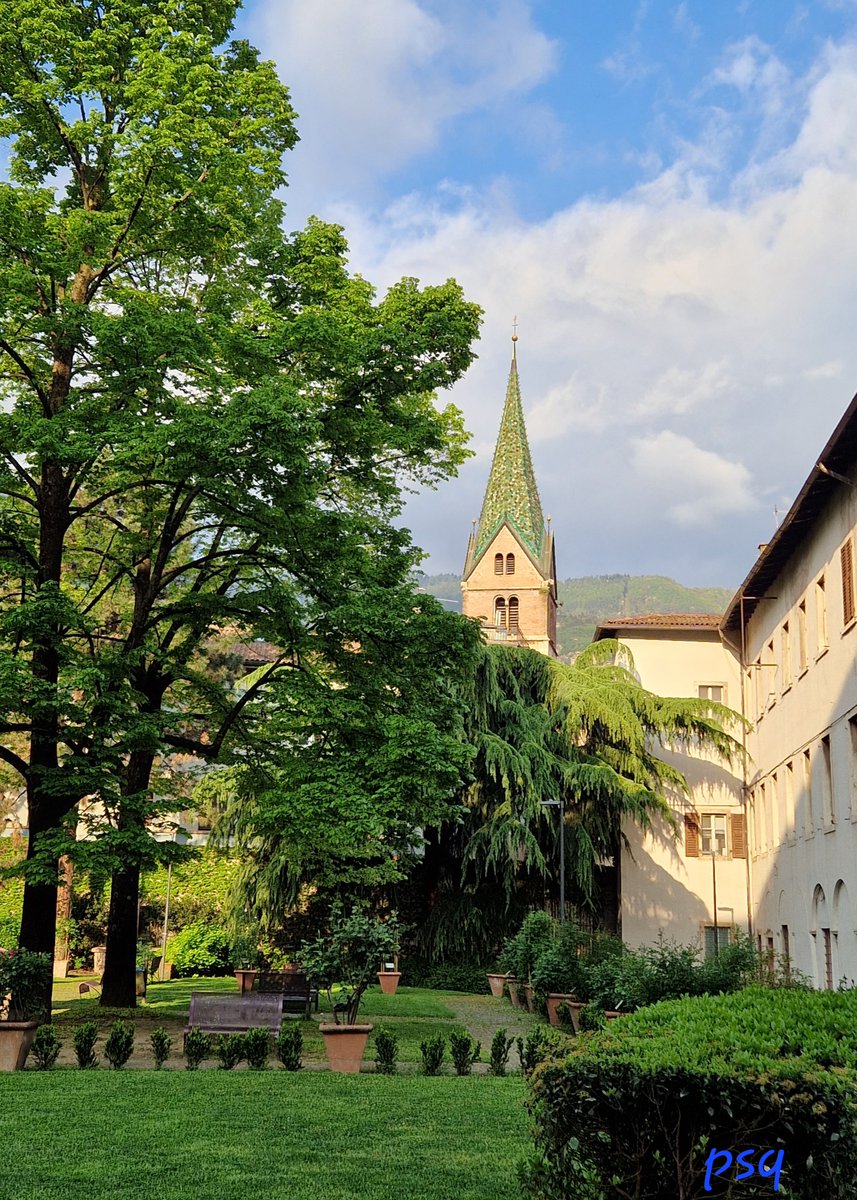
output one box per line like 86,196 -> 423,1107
494,553 -> 504,575
841,539 -> 855,625
730,811 -> 747,859
684,814 -> 700,857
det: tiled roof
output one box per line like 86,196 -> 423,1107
594,613 -> 724,639
472,350 -> 545,563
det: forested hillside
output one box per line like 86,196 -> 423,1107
417,573 -> 733,658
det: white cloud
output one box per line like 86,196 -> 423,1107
250,0 -> 557,207
635,361 -> 733,418
631,432 -> 757,527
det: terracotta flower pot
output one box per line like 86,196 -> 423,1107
603,1011 -> 623,1022
506,978 -> 522,1008
566,1001 -> 585,1033
546,993 -> 580,1028
486,972 -> 507,998
376,971 -> 401,995
234,968 -> 257,995
522,983 -> 536,1013
319,1023 -> 373,1073
0,1021 -> 39,1071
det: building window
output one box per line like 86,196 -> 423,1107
816,574 -> 828,653
698,684 -> 724,703
703,925 -> 732,959
842,538 -> 855,626
822,928 -> 834,990
771,771 -> 781,846
493,596 -> 507,627
849,716 -> 857,822
701,813 -> 728,856
508,595 -> 519,630
494,553 -> 504,575
785,760 -> 796,842
803,748 -> 814,836
798,599 -> 808,672
684,814 -> 700,857
505,552 -> 515,575
766,638 -> 776,706
822,734 -> 834,827
781,621 -> 791,689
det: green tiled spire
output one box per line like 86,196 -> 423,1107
474,347 -> 545,562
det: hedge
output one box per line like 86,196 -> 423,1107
524,987 -> 857,1199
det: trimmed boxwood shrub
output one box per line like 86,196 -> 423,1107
524,987 -> 857,1199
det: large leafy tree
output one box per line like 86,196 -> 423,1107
417,640 -> 741,960
0,0 -> 481,1007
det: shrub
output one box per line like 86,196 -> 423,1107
216,1032 -> 245,1070
488,1028 -> 514,1076
450,1031 -> 480,1076
525,987 -> 857,1200
73,1021 -> 99,1069
29,1024 -> 61,1070
168,922 -> 233,977
0,947 -> 51,1021
301,902 -> 402,1025
150,1027 -> 172,1070
401,959 -> 491,994
184,1027 -> 211,1070
419,1034 -> 445,1076
104,1020 -> 135,1069
374,1027 -> 398,1075
275,1023 -> 303,1071
244,1027 -> 271,1070
517,1026 -> 566,1077
500,912 -> 556,982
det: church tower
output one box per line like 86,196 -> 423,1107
461,338 -> 558,657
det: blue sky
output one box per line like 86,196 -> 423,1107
18,1 -> 857,588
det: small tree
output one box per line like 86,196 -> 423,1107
301,904 -> 401,1025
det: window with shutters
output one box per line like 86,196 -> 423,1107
505,552 -> 515,575
703,925 -> 732,959
730,811 -> 746,858
698,684 -> 724,703
494,553 -> 504,575
508,596 -> 519,630
781,925 -> 791,980
701,813 -> 728,856
493,596 -> 507,628
684,814 -> 700,857
842,539 -> 855,626
822,734 -> 834,828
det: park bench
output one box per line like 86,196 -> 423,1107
184,992 -> 284,1043
256,970 -> 319,1019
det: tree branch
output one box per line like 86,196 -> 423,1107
0,745 -> 29,782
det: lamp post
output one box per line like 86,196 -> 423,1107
542,798 -> 566,925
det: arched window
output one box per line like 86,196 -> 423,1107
494,597 -> 507,627
506,553 -> 515,575
494,553 -> 504,575
508,596 -> 519,629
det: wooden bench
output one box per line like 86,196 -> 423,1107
256,971 -> 318,1019
184,992 -> 284,1043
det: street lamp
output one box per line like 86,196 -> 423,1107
541,798 -> 566,925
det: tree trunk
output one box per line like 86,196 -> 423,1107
54,855 -> 74,963
100,863 -> 141,1008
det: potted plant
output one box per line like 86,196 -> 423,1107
301,905 -> 401,1074
0,947 -> 51,1070
486,966 -> 508,998
377,955 -> 401,995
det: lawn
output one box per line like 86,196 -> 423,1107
1,1066 -> 531,1200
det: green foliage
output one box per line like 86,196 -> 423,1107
275,1023 -> 303,1072
450,1031 -> 480,1076
184,1028 -> 211,1071
419,1034 -> 446,1076
216,1032 -> 245,1071
516,1027 -> 567,1078
73,1022 -> 99,1070
301,904 -> 402,1025
104,1021 -> 135,1070
0,946 -> 51,1020
499,912 -> 556,982
150,1027 -> 172,1070
141,853 -> 243,934
168,923 -> 233,978
489,1029 -> 515,1077
244,1028 -> 271,1071
525,987 -> 857,1199
373,1027 -> 399,1075
400,958 -> 490,994
577,1002 -> 606,1032
29,1024 -> 61,1070
0,840 -> 24,946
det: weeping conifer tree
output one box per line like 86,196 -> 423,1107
417,639 -> 742,962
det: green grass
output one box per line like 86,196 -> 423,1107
0,1072 -> 531,1200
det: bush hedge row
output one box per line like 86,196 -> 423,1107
524,987 -> 857,1199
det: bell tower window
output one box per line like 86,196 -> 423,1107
494,553 -> 504,575
508,596 -> 519,629
506,553 -> 515,575
494,597 -> 507,627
